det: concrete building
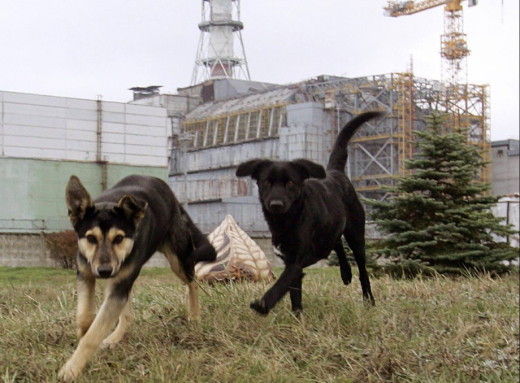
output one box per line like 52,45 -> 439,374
491,139 -> 519,196
134,75 -> 489,237
1,0 -> 506,267
0,90 -> 170,266
490,139 -> 519,248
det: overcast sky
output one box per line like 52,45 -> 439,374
1,1 -> 518,141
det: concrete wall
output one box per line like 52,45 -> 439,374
0,232 -> 175,268
0,91 -> 169,167
0,157 -> 167,232
0,233 -> 54,267
491,140 -> 520,196
0,232 -> 279,268
492,197 -> 520,248
171,138 -> 280,175
167,101 -> 335,236
0,91 -> 172,265
185,196 -> 267,235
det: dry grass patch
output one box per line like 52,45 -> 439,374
0,267 -> 518,382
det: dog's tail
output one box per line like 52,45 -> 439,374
327,111 -> 385,171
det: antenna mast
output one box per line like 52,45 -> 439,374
191,0 -> 251,85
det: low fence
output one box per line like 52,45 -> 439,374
1,199 -> 516,268
0,218 -> 70,233
492,197 -> 520,248
0,219 -> 69,267
0,233 -> 54,267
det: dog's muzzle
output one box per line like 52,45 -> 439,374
267,199 -> 285,213
97,264 -> 113,278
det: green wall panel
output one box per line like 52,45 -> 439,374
0,158 -> 167,231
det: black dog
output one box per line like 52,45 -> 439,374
59,175 -> 216,381
236,111 -> 383,315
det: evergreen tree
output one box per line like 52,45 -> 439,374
369,114 -> 517,275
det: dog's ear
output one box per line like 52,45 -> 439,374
291,159 -> 326,180
117,194 -> 147,228
66,175 -> 94,227
236,159 -> 272,180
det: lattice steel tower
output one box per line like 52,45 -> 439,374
191,0 -> 251,85
384,0 -> 490,184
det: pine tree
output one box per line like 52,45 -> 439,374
369,114 -> 517,275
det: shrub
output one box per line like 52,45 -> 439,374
45,230 -> 77,269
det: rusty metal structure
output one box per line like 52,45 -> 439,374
157,1 -> 491,236
302,74 -> 489,199
172,74 -> 489,208
384,0 -> 490,184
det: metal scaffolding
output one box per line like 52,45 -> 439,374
175,74 -> 490,202
303,74 -> 490,200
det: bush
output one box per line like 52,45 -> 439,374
45,230 -> 77,269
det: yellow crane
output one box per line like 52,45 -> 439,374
383,0 -> 490,184
384,0 -> 477,85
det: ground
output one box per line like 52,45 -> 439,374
0,267 -> 518,382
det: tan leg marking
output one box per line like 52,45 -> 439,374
188,281 -> 200,320
76,276 -> 96,338
59,281 -> 126,382
161,246 -> 190,283
101,292 -> 133,349
161,246 -> 200,320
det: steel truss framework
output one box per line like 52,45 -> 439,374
182,104 -> 287,149
304,74 -> 490,201
177,74 -> 489,202
191,0 -> 250,85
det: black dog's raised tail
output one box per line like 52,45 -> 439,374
327,111 -> 385,171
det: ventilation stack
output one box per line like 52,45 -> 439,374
191,0 -> 250,85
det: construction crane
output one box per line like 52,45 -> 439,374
384,0 -> 477,85
383,0 -> 491,184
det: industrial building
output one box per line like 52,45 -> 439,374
133,0 -> 491,234
491,139 -> 520,196
0,90 -> 170,265
1,0 -> 512,266
130,72 -> 490,236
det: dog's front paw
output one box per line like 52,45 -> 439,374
341,269 -> 352,286
101,337 -> 120,350
292,308 -> 303,318
58,361 -> 81,382
250,299 -> 269,316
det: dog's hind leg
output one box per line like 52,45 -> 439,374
162,245 -> 201,320
59,278 -> 133,381
344,230 -> 375,305
182,211 -> 217,267
334,241 -> 352,286
101,292 -> 133,349
187,281 -> 200,320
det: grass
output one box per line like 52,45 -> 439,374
0,266 -> 518,382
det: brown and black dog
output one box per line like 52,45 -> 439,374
59,175 -> 216,381
236,111 -> 383,315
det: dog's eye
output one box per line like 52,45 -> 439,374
86,235 -> 97,244
286,180 -> 294,188
260,180 -> 271,187
113,235 -> 124,245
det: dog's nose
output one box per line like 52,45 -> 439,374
97,265 -> 113,278
269,199 -> 284,211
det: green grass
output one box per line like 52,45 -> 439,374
0,267 -> 518,382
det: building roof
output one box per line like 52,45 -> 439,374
492,139 -> 519,156
184,85 -> 301,121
